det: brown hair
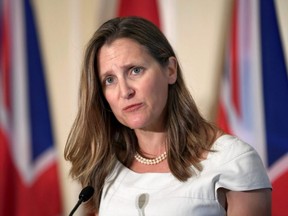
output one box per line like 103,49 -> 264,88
64,16 -> 218,213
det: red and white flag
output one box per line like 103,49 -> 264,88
117,0 -> 160,27
115,0 -> 177,62
0,1 -> 62,215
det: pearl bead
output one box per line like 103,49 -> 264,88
134,152 -> 167,165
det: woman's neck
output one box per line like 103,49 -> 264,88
134,129 -> 167,157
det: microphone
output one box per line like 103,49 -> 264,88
137,193 -> 149,216
69,186 -> 94,216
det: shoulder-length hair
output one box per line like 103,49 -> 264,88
64,16 -> 218,213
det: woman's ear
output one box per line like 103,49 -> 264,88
167,57 -> 177,84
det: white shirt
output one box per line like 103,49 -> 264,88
99,135 -> 271,216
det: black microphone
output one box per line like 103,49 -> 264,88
69,186 -> 94,216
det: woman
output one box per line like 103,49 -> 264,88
65,17 -> 271,215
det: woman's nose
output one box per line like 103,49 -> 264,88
119,81 -> 135,99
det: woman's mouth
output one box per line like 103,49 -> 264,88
123,103 -> 143,112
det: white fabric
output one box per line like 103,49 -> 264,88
99,135 -> 271,216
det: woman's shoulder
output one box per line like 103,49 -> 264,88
203,134 -> 268,174
208,134 -> 257,164
204,134 -> 271,190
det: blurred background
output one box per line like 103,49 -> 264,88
1,0 -> 287,215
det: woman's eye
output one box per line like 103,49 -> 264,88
104,76 -> 114,85
131,67 -> 143,75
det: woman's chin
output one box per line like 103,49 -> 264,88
126,124 -> 145,130
124,120 -> 147,130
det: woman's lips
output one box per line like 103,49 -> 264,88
123,103 -> 143,112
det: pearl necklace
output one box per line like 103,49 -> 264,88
134,151 -> 167,165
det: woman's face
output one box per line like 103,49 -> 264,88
98,38 -> 177,131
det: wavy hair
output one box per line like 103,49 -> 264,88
64,16 -> 218,213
